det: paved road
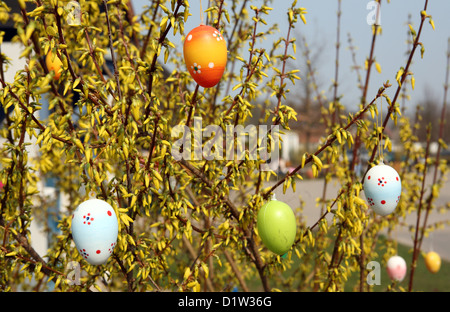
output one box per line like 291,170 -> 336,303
265,170 -> 450,261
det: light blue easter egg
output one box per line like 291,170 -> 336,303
363,163 -> 401,216
71,199 -> 118,265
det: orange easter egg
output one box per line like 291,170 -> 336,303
46,50 -> 63,80
183,25 -> 227,88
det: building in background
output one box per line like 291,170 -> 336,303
1,1 -> 53,261
0,2 -> 160,281
1,2 -> 114,271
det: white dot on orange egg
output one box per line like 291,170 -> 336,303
208,62 -> 214,68
187,34 -> 192,41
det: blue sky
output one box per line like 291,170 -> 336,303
290,0 -> 450,112
131,0 -> 450,113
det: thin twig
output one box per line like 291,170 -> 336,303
331,0 -> 342,126
263,86 -> 387,200
408,125 -> 431,291
367,0 -> 429,169
355,0 -> 381,292
274,10 -> 293,117
140,0 -> 161,58
103,0 -> 123,101
414,37 -> 450,284
145,0 -> 184,118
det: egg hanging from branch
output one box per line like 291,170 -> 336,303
71,198 -> 119,265
183,24 -> 227,88
257,195 -> 297,255
46,50 -> 63,80
386,255 -> 407,282
363,162 -> 402,216
424,251 -> 441,273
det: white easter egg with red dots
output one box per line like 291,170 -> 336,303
363,163 -> 401,216
386,255 -> 407,282
71,199 -> 118,265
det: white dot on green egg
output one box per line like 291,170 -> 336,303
208,62 -> 214,68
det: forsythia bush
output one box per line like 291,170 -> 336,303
0,0 -> 447,292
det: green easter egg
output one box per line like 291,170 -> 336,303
257,198 -> 297,255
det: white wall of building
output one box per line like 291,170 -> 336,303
2,42 -> 50,259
